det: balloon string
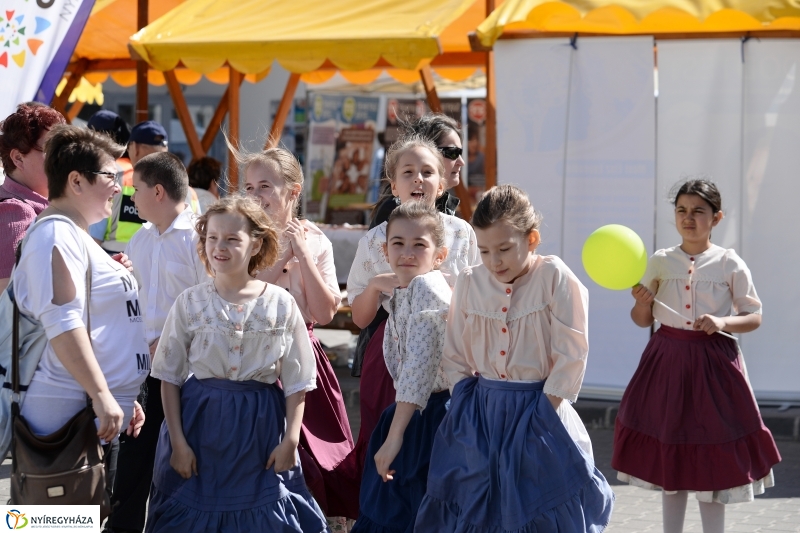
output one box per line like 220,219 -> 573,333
654,299 -> 738,342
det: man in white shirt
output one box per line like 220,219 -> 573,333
105,152 -> 210,533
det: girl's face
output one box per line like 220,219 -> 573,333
437,129 -> 465,190
474,220 -> 539,284
383,217 -> 447,287
244,161 -> 298,223
674,193 -> 722,247
205,212 -> 261,277
390,147 -> 444,207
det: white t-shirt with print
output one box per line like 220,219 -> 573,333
13,217 -> 149,408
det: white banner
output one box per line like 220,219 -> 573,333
2,505 -> 100,531
0,0 -> 95,119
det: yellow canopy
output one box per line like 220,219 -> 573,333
129,0 -> 476,74
477,1 -> 800,47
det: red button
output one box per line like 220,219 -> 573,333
500,351 -> 506,356
686,321 -> 691,325
500,374 -> 506,378
502,328 -> 507,333
685,285 -> 690,290
688,270 -> 692,274
690,257 -> 695,261
506,288 -> 511,294
686,304 -> 691,309
502,307 -> 507,312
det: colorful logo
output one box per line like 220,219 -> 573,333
5,510 -> 27,529
0,9 -> 51,68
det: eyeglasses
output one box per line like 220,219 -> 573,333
82,170 -> 123,186
438,146 -> 463,161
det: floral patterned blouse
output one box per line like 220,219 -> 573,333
151,281 -> 317,397
383,271 -> 452,411
347,213 -> 479,312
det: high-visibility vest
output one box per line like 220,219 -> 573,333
102,158 -> 200,253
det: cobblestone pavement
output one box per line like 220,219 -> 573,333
0,364 -> 797,532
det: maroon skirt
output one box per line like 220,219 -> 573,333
613,325 -> 781,492
298,323 -> 357,518
332,319 -> 394,519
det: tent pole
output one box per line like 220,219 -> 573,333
135,0 -> 149,124
67,101 -> 85,123
202,74 -> 245,154
266,73 -> 301,149
227,67 -> 242,189
419,64 -> 473,220
51,59 -> 87,119
485,0 -> 497,190
165,70 -> 204,161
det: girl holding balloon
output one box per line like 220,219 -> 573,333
612,179 -> 781,533
415,185 -> 614,533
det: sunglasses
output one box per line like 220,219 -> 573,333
438,146 -> 463,161
82,170 -> 123,186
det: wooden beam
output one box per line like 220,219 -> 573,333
135,0 -> 149,124
266,73 -> 301,149
201,75 -> 242,155
227,67 -> 242,189
419,65 -> 441,113
164,70 -> 204,161
51,59 -> 88,117
66,101 -> 85,123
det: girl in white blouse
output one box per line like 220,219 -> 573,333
145,196 -> 327,533
351,202 -> 452,533
343,135 -> 478,497
415,185 -> 614,533
613,179 -> 780,533
243,147 -> 354,524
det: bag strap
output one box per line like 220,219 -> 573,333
12,215 -> 93,400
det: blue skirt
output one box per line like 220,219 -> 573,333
145,377 -> 329,533
415,377 -> 614,533
352,390 -> 450,533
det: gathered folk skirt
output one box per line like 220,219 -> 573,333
299,324 -> 357,518
351,390 -> 450,533
145,377 -> 329,533
415,377 -> 614,532
613,325 -> 781,501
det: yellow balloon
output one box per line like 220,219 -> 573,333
582,225 -> 648,290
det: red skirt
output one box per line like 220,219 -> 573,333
332,319 -> 393,519
298,324 -> 357,518
612,325 -> 781,492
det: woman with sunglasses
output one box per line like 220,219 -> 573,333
11,125 -> 147,498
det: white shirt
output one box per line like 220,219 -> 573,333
444,256 -> 589,403
384,271 -> 451,411
641,244 -> 762,329
151,281 -> 317,397
124,208 -> 210,344
257,220 -> 342,325
347,213 -> 479,312
13,218 -> 149,403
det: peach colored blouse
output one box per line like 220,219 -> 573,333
258,220 -> 342,325
444,255 -> 589,403
641,244 -> 761,330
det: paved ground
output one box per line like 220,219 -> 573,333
1,357 -> 796,532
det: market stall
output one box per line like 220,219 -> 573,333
474,0 -> 800,402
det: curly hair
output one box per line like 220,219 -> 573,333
195,195 -> 280,277
0,102 -> 65,173
44,124 -> 125,200
472,184 -> 543,235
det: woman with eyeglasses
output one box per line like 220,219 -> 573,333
11,125 -> 147,501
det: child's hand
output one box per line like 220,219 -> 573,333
631,284 -> 654,307
693,314 -> 725,335
266,438 -> 298,473
126,401 -> 145,437
369,273 -> 400,294
170,441 -> 198,479
374,435 -> 403,482
286,218 -> 310,259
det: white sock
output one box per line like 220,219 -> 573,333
662,491 -> 689,533
698,501 -> 725,533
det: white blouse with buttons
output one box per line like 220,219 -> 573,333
347,213 -> 479,313
151,281 -> 317,397
641,244 -> 762,330
444,256 -> 589,403
383,271 -> 452,412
